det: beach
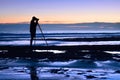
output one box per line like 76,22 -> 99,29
0,0 -> 120,79
0,24 -> 120,80
0,45 -> 120,80
0,59 -> 120,80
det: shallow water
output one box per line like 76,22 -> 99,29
0,59 -> 120,80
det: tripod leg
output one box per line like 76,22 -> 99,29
37,24 -> 48,46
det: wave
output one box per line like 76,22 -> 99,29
0,33 -> 120,46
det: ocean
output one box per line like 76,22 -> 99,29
0,23 -> 120,46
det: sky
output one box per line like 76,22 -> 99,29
0,0 -> 120,24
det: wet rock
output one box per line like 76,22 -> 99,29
57,71 -> 64,74
115,70 -> 120,73
50,69 -> 59,73
50,68 -> 65,74
16,70 -> 25,72
86,70 -> 92,72
86,75 -> 97,79
0,67 -> 9,70
65,74 -> 70,77
77,72 -> 85,75
100,77 -> 107,79
63,69 -> 68,72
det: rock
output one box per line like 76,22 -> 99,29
0,67 -> 9,70
115,70 -> 120,73
86,75 -> 97,79
63,69 -> 68,72
86,70 -> 92,72
50,68 -> 65,74
65,74 -> 70,77
77,72 -> 84,75
100,77 -> 107,79
50,69 -> 59,73
57,71 -> 64,74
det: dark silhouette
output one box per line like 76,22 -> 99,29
30,16 -> 39,46
29,66 -> 39,80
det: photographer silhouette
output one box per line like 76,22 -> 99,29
30,16 -> 39,46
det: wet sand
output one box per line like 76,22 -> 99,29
0,45 -> 120,80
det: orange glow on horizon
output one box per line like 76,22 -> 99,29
0,15 -> 120,24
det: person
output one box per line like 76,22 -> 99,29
30,16 -> 39,46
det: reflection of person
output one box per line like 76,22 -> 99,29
30,66 -> 39,80
30,16 -> 39,46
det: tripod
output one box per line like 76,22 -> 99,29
34,23 -> 48,47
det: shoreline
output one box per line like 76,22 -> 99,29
0,45 -> 119,61
0,45 -> 120,50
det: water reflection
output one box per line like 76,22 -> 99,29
29,66 -> 39,80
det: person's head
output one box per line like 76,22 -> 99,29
32,16 -> 39,21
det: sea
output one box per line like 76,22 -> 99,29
0,23 -> 120,80
0,23 -> 120,46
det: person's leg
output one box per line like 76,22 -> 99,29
30,36 -> 33,46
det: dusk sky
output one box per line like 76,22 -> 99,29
0,0 -> 120,24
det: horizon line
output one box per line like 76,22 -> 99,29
0,21 -> 120,24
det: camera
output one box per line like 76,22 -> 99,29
32,16 -> 39,21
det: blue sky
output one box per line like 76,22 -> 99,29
0,0 -> 120,23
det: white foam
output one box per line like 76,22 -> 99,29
55,41 -> 120,46
105,51 -> 120,54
